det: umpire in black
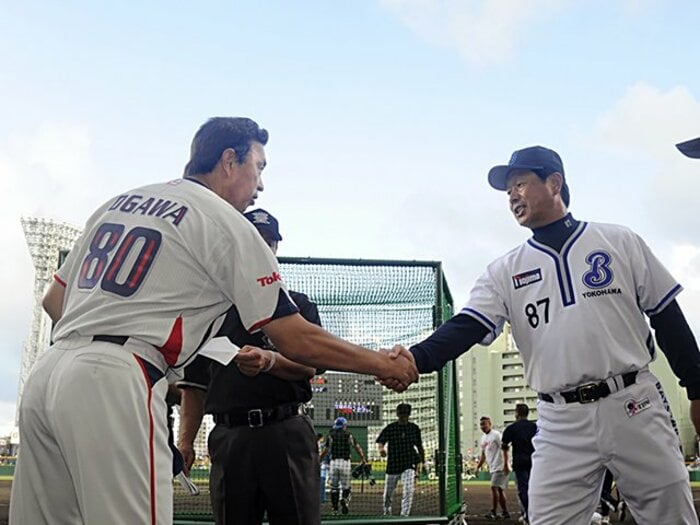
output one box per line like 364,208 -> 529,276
177,209 -> 322,525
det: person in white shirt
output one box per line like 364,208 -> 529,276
475,416 -> 510,520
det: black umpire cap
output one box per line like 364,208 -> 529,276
244,208 -> 282,241
676,137 -> 700,159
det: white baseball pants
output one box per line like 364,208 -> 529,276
529,370 -> 696,525
10,339 -> 171,525
383,468 -> 416,516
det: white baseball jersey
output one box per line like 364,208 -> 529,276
53,178 -> 293,373
462,221 -> 681,393
480,430 -> 504,472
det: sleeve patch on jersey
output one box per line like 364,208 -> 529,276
512,268 -> 542,289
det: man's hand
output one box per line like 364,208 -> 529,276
503,464 -> 510,476
376,345 -> 419,392
177,443 -> 195,476
234,345 -> 274,377
690,399 -> 700,436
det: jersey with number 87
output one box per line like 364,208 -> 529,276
462,221 -> 680,394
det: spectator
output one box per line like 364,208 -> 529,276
475,416 -> 509,520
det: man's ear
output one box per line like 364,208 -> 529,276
220,148 -> 238,171
547,172 -> 564,194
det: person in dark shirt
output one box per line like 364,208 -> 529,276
376,403 -> 425,516
321,417 -> 366,515
385,146 -> 700,524
177,208 -> 322,525
501,403 -> 537,524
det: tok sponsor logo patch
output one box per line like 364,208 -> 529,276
256,271 -> 282,287
512,269 -> 542,289
624,397 -> 651,417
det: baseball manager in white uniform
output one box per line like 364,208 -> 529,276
387,145 -> 700,524
10,117 -> 417,525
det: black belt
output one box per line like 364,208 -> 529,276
538,371 -> 638,404
93,335 -> 129,345
213,403 -> 305,428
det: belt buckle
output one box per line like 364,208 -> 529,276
576,383 -> 598,404
247,409 -> 264,428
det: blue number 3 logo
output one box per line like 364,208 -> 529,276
582,251 -> 614,289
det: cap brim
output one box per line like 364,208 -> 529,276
255,225 -> 282,241
676,137 -> 700,159
488,164 -> 544,190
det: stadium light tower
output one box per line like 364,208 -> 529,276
18,217 -> 81,424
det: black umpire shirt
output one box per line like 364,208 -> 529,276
181,290 -> 321,411
501,419 -> 537,471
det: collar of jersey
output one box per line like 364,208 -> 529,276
530,213 -> 580,252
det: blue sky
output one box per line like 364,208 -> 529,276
2,0 -> 700,435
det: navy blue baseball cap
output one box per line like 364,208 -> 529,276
488,145 -> 570,206
244,208 -> 282,241
333,417 -> 347,429
676,137 -> 700,159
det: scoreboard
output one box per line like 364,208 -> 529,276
306,372 -> 383,427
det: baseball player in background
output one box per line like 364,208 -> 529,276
501,403 -> 537,524
386,145 -> 700,524
9,117 -> 418,525
376,402 -> 425,517
321,417 -> 366,515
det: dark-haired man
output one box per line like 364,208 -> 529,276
11,117 -> 418,525
502,403 -> 536,524
376,403 -> 424,516
475,416 -> 509,520
388,145 -> 700,524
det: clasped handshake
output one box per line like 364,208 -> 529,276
376,344 -> 419,393
233,343 -> 419,393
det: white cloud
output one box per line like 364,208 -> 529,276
0,401 -> 17,437
595,83 -> 700,156
591,83 -> 700,242
379,0 -> 569,65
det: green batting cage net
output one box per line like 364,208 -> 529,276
173,257 -> 462,524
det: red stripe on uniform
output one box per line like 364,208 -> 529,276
134,355 -> 157,525
248,317 -> 272,333
54,274 -> 66,287
158,316 -> 183,366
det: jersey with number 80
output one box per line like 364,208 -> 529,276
461,221 -> 681,393
53,179 -> 293,372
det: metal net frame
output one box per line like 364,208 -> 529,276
174,257 -> 461,524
